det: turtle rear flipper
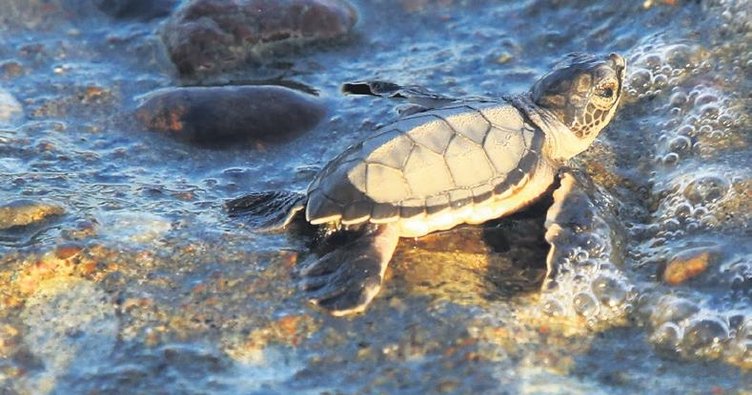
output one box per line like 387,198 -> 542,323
342,80 -> 460,111
343,80 -> 495,116
298,224 -> 400,316
225,191 -> 306,232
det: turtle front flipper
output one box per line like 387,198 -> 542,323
297,224 -> 400,316
541,170 -> 636,326
225,191 -> 306,232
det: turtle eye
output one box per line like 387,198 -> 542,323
597,86 -> 614,98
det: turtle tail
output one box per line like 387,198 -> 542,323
225,191 -> 307,232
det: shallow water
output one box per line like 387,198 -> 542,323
0,0 -> 751,393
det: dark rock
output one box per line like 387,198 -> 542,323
0,200 -> 65,230
0,60 -> 25,79
161,0 -> 358,74
135,85 -> 326,146
95,0 -> 177,20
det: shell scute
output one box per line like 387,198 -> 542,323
483,126 -> 527,175
405,116 -> 455,154
403,145 -> 455,196
367,133 -> 415,169
433,105 -> 491,145
364,162 -> 410,203
449,189 -> 473,208
444,135 -> 494,187
371,203 -> 400,223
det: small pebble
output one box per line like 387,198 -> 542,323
55,243 -> 84,260
662,248 -> 717,285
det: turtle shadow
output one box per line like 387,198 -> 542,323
479,194 -> 551,300
400,184 -> 555,302
283,187 -> 556,302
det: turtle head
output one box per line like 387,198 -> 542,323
530,53 -> 626,159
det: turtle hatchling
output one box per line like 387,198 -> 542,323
227,53 -> 626,316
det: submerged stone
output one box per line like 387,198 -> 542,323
95,0 -> 177,20
0,200 -> 64,230
161,0 -> 358,74
135,85 -> 326,146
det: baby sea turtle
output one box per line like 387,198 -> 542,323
227,53 -> 626,316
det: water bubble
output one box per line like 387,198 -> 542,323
691,206 -> 709,218
651,322 -> 682,352
629,69 -> 652,91
718,114 -> 733,127
663,218 -> 681,232
668,135 -> 692,155
645,54 -> 662,69
737,319 -> 752,340
650,297 -> 699,326
542,298 -> 564,316
695,93 -> 718,106
700,104 -> 720,119
728,263 -> 752,291
543,279 -> 559,291
683,176 -> 730,205
583,234 -> 606,255
666,45 -> 692,68
573,292 -> 600,317
686,222 -> 700,232
650,237 -> 666,248
591,275 -> 628,307
578,258 -> 600,274
653,74 -> 668,88
731,341 -> 752,366
662,152 -> 679,166
672,204 -> 694,222
670,92 -> 688,107
682,317 -> 730,352
730,274 -> 750,291
677,124 -> 695,136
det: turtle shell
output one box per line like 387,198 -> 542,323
305,101 -> 546,235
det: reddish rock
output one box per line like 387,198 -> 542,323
55,243 -> 84,260
135,85 -> 326,146
662,248 -> 718,285
161,0 -> 358,74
